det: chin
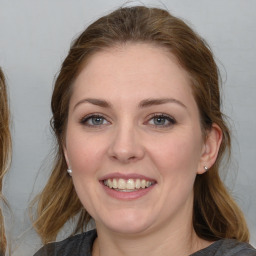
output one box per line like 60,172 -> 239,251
96,210 -> 154,235
106,222 -> 151,235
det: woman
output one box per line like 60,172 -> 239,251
32,6 -> 256,256
0,68 -> 11,256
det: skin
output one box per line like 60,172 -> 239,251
64,43 -> 222,256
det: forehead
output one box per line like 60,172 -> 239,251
70,43 -> 195,106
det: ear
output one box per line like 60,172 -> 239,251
63,143 -> 70,168
197,123 -> 222,174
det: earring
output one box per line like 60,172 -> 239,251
204,166 -> 208,171
67,168 -> 72,176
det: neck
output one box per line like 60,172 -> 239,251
93,219 -> 210,256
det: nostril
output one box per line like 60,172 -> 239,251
110,153 -> 137,163
128,156 -> 136,160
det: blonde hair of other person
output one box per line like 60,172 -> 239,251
0,67 -> 12,255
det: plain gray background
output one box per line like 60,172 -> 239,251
0,0 -> 255,255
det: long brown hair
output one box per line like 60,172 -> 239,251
30,6 -> 249,244
0,67 -> 12,255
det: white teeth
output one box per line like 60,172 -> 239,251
113,179 -> 117,188
126,179 -> 135,189
108,179 -> 113,188
141,179 -> 146,189
104,178 -> 154,191
118,179 -> 126,189
135,179 -> 140,189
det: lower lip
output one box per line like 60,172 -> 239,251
101,182 -> 155,200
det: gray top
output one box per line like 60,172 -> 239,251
34,229 -> 256,256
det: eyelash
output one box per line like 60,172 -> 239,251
80,113 -> 176,128
146,114 -> 176,128
80,114 -> 110,127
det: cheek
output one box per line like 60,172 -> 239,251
147,130 -> 203,175
65,131 -> 106,175
65,132 -> 105,211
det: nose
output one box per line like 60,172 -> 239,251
107,124 -> 145,163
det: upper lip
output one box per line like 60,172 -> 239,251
100,172 -> 156,182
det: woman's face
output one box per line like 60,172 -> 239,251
64,43 -> 208,235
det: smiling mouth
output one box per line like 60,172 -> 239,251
103,178 -> 155,192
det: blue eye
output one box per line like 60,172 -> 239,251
148,114 -> 176,127
81,115 -> 109,127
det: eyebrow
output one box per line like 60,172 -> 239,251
139,98 -> 187,109
73,98 -> 112,111
73,97 -> 187,111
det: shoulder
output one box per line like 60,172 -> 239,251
216,239 -> 256,256
192,239 -> 256,256
33,229 -> 97,256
